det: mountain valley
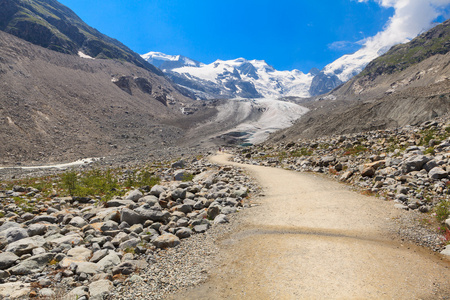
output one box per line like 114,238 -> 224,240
1,0 -> 450,299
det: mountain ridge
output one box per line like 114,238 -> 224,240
0,0 -> 163,75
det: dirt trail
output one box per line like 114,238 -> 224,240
172,153 -> 450,299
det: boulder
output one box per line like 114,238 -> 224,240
69,216 -> 87,228
150,185 -> 165,197
175,228 -> 192,239
89,280 -> 113,300
428,167 -> 448,180
402,155 -> 429,173
152,233 -> 180,249
5,236 -> 46,256
5,227 -> 29,244
97,252 -> 121,271
120,208 -> 144,225
9,253 -> 54,275
0,252 -> 19,270
124,189 -> 143,202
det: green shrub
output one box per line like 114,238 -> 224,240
435,200 -> 450,223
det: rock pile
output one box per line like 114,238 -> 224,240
0,158 -> 257,299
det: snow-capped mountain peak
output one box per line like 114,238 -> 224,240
142,52 -> 314,99
141,51 -> 202,70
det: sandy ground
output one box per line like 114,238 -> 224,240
171,153 -> 450,300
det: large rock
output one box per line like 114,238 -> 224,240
402,155 -> 429,173
428,167 -> 448,179
0,282 -> 31,299
27,224 -> 47,236
207,206 -> 221,220
5,236 -> 46,256
0,222 -> 21,233
75,262 -> 100,275
4,227 -> 29,243
124,189 -> 143,202
152,233 -> 180,249
150,185 -> 166,197
67,247 -> 92,262
118,238 -> 141,250
120,208 -> 144,225
97,252 -> 121,271
171,188 -> 187,200
30,215 -> 58,224
69,216 -> 87,228
66,286 -> 89,300
361,167 -> 375,177
175,228 -> 192,239
48,234 -> 83,247
112,261 -> 136,275
134,205 -> 170,223
106,199 -> 136,208
0,252 -> 19,270
89,280 -> 113,300
9,253 -> 54,275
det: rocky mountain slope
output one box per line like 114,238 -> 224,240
0,0 -> 162,75
270,19 -> 450,141
0,30 -> 215,165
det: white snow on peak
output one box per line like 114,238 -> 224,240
171,58 -> 313,98
141,51 -> 179,62
78,51 -> 94,59
322,45 -> 392,82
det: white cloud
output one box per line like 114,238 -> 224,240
324,0 -> 450,82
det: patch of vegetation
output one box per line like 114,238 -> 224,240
343,145 -> 368,156
290,148 -> 313,157
182,173 -> 194,182
435,200 -> 450,223
60,169 -> 120,201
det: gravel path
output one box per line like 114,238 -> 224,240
171,153 -> 450,299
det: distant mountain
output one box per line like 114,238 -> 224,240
142,52 -> 315,99
141,47 -> 392,99
0,0 -> 162,75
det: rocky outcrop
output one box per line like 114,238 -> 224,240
309,71 -> 342,96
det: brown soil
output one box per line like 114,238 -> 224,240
172,153 -> 450,299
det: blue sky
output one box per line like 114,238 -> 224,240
58,0 -> 449,73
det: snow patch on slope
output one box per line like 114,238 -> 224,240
223,98 -> 309,144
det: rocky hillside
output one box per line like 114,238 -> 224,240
0,30 -> 215,165
271,19 -> 450,141
0,0 -> 162,75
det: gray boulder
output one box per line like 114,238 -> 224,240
402,155 -> 429,173
5,236 -> 46,256
27,224 -> 47,236
429,167 -> 448,180
152,233 -> 180,249
69,216 -> 87,228
5,227 -> 29,244
125,189 -> 143,202
89,280 -> 113,300
0,252 -> 19,270
120,208 -> 144,225
175,228 -> 192,239
9,253 -> 54,275
150,185 -> 165,197
97,252 -> 121,271
134,204 -> 170,223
